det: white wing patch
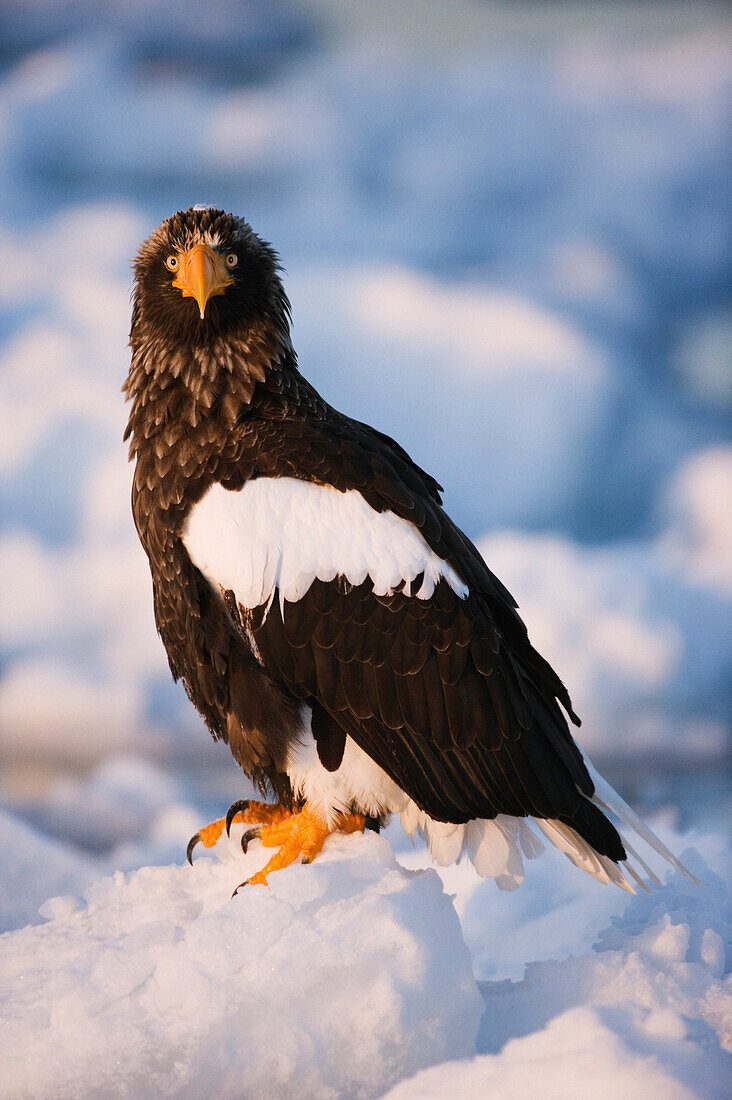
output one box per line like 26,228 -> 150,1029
183,476 -> 468,610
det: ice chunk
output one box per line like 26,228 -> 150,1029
389,845 -> 730,1100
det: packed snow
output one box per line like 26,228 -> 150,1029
0,808 -> 729,1099
0,830 -> 482,1099
389,839 -> 731,1100
0,0 -> 729,1097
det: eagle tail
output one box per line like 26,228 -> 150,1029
581,757 -> 701,887
402,755 -> 700,894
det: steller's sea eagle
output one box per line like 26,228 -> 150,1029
124,207 -> 693,893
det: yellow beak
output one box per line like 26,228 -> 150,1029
172,243 -> 233,318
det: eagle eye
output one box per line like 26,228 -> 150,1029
225,253 -> 238,268
165,255 -> 179,271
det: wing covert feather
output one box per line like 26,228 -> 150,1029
251,577 -> 594,828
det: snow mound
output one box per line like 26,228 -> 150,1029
1,805 -> 728,1099
0,830 -> 482,1100
387,851 -> 731,1100
384,1006 -> 699,1100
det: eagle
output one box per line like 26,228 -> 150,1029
124,206 -> 691,893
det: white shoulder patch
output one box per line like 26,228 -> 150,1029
183,477 -> 468,610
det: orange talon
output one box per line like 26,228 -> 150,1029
198,818 -> 227,848
189,800 -> 366,885
225,800 -> 292,830
187,816 -> 228,862
187,800 -> 292,864
244,803 -> 366,887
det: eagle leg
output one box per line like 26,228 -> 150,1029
186,800 -> 291,864
234,802 -> 365,889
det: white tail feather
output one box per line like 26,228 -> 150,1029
399,754 -> 697,894
401,804 -> 466,867
465,819 -> 513,879
517,820 -> 544,861
425,820 -> 465,866
535,818 -> 629,888
400,800 -> 421,837
597,854 -> 636,894
495,872 -> 522,892
622,860 -> 652,893
618,837 -> 663,887
499,818 -> 527,883
585,759 -> 700,885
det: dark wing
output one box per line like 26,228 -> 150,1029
242,389 -> 624,860
252,578 -> 621,859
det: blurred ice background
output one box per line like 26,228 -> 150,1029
0,6 -> 730,1096
0,0 -> 729,863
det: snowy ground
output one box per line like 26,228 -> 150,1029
0,1 -> 730,1096
0,813 -> 729,1099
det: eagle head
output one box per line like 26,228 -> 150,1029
131,206 -> 289,346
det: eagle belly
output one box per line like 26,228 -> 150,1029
286,713 -> 409,823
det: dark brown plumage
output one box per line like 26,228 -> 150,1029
125,206 -> 636,889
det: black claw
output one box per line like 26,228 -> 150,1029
226,799 -> 252,836
240,827 -> 260,854
232,880 -> 249,897
186,832 -> 201,865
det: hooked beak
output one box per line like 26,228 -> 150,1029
172,242 -> 233,319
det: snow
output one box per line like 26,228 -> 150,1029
384,1008 -> 701,1100
0,830 -> 482,1100
388,844 -> 731,1100
0,1 -> 729,1096
0,806 -> 728,1099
